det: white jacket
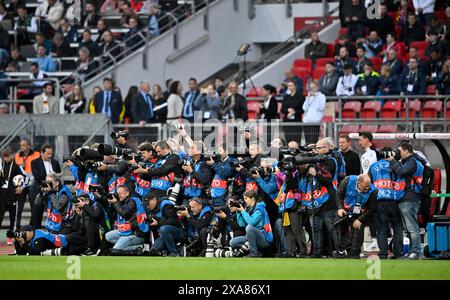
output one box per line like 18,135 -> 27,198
412,0 -> 436,14
302,92 -> 326,123
35,0 -> 64,30
335,74 -> 359,96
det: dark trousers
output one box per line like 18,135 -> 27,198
31,202 -> 46,229
376,201 -> 404,258
0,200 -> 18,231
309,209 -> 340,257
339,218 -> 365,257
283,208 -> 307,255
367,214 -> 377,238
304,125 -> 321,145
152,225 -> 183,255
14,190 -> 27,229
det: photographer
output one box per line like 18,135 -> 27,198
214,197 -> 246,248
386,142 -> 423,259
112,130 -> 131,149
229,190 -> 273,258
235,142 -> 265,193
11,225 -> 70,256
105,186 -> 149,251
336,174 -> 377,258
181,141 -> 213,205
145,192 -> 183,256
297,138 -> 340,258
129,142 -> 157,198
177,198 -> 213,256
35,173 -> 73,234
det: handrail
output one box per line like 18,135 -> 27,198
81,119 -> 112,148
0,118 -> 31,152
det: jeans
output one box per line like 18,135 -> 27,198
399,199 -> 421,255
105,230 -> 144,251
309,209 -> 340,257
283,209 -> 307,255
376,201 -> 404,258
152,225 -> 183,255
230,225 -> 270,254
274,218 -> 287,255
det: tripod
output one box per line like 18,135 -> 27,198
239,52 -> 259,97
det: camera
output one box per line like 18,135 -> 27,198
6,230 -> 26,239
214,247 -> 234,258
79,148 -> 104,162
231,157 -> 252,169
206,151 -> 221,163
185,236 -> 202,254
98,144 -> 133,158
86,161 -> 103,170
107,192 -> 118,200
128,162 -> 147,171
88,185 -> 103,194
279,146 -> 300,157
110,130 -> 129,140
233,241 -> 250,257
278,157 -> 295,173
166,177 -> 183,203
238,126 -> 250,133
40,180 -> 53,191
229,198 -> 245,208
213,205 -> 228,214
174,205 -> 187,212
179,159 -> 192,167
294,155 -> 328,166
380,149 -> 400,160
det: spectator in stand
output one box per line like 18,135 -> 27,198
163,79 -> 173,99
166,81 -> 184,124
214,77 -> 224,90
14,5 -> 38,47
182,78 -> 200,123
57,18 -> 78,44
120,1 -> 139,28
401,57 -> 427,95
281,80 -> 304,122
395,0 -> 413,27
148,4 -> 168,36
80,1 -> 100,29
152,84 -> 167,123
412,0 -> 436,26
318,62 -> 339,96
407,47 -> 426,71
0,25 -> 10,61
335,47 -> 354,77
194,84 -> 221,122
259,84 -> 278,121
342,0 -> 367,42
88,85 -> 102,114
96,18 -> 109,44
34,32 -> 52,55
425,31 -> 448,58
361,31 -> 383,59
76,47 -> 97,82
383,49 -> 404,78
304,31 -> 328,63
64,84 -> 86,114
124,16 -> 144,52
353,46 -> 370,75
123,85 -> 138,123
50,33 -> 74,58
302,81 -> 326,144
94,78 -> 123,124
377,65 -> 401,104
132,80 -> 155,126
368,3 -> 395,42
99,30 -> 122,67
65,0 -> 81,25
6,0 -> 25,18
26,62 -> 47,107
355,62 -> 380,96
35,0 -> 64,39
338,134 -> 361,176
435,59 -> 450,95
7,47 -> 23,71
425,47 -> 445,85
400,13 -> 426,48
336,64 -> 359,97
380,33 -> 404,63
33,83 -> 59,114
333,34 -> 356,59
34,45 -> 56,72
0,103 -> 8,114
80,30 -> 99,58
426,16 -> 445,40
101,0 -> 120,13
223,81 -> 248,121
281,67 -> 303,96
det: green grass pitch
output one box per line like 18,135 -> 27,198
0,257 -> 449,280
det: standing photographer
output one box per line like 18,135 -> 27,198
130,142 -> 157,199
35,173 -> 73,234
229,190 -> 273,258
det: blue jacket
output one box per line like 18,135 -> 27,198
255,173 -> 278,200
237,202 -> 273,243
210,157 -> 236,199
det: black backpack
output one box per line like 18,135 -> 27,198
413,154 -> 435,226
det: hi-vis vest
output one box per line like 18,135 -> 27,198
183,161 -> 204,198
150,158 -> 174,191
245,177 -> 258,192
276,184 -> 296,213
30,229 -> 68,250
155,199 -> 175,220
343,175 -> 376,211
116,197 -> 149,236
298,176 -> 329,209
188,206 -> 211,237
328,156 -> 340,190
254,202 -> 273,243
46,185 -> 73,232
107,175 -> 127,193
411,158 -> 424,193
73,170 -> 99,198
369,160 -> 405,201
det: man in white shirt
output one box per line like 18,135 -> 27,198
335,64 -> 359,97
412,0 -> 436,25
303,81 -> 326,144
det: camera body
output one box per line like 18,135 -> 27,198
110,130 -> 129,140
380,149 -> 400,160
231,157 -> 252,169
229,198 -> 245,208
206,151 -> 221,163
6,230 -> 26,239
88,185 -> 103,194
107,192 -> 119,201
174,205 -> 188,212
40,180 -> 53,191
128,162 -> 147,171
180,159 -> 192,167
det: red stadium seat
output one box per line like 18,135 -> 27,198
435,11 -> 446,23
395,26 -> 401,39
410,41 -> 428,51
446,101 -> 450,118
340,124 -> 359,134
422,100 -> 443,119
316,57 -> 334,68
427,85 -> 437,95
369,57 -> 383,72
293,59 -> 312,73
246,87 -> 265,98
293,68 -> 310,82
338,27 -> 348,36
400,99 -> 421,119
397,42 -> 407,58
378,125 -> 398,133
246,102 -> 260,120
361,101 -> 382,119
381,100 -> 402,119
359,124 -> 378,133
342,101 -> 362,119
327,44 -> 335,58
312,69 -> 325,80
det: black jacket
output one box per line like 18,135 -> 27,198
400,23 -> 425,47
94,90 -> 123,124
281,92 -> 304,122
31,157 -> 61,192
223,93 -> 248,121
341,149 -> 361,176
131,92 -> 155,124
391,155 -> 421,202
0,160 -> 25,201
259,96 -> 278,121
153,202 -> 180,227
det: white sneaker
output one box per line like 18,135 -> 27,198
366,239 -> 379,251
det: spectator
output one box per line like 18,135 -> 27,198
223,81 -> 248,121
426,47 -> 445,84
407,47 -> 426,71
377,65 -> 401,104
0,102 -> 8,114
302,81 -> 326,144
342,0 -> 367,42
383,49 -> 404,78
281,67 -> 303,96
152,84 -> 167,123
400,13 -> 426,47
124,16 -> 144,52
194,84 -> 221,121
27,62 -> 48,106
435,59 -> 450,95
401,57 -> 427,95
318,62 -> 339,96
75,47 -> 97,82
281,80 -> 304,122
80,30 -> 99,58
427,16 -> 445,40
182,78 -> 200,122
33,32 -> 52,55
50,33 -> 74,58
166,81 -> 184,124
56,18 -> 78,44
304,31 -> 328,63
425,31 -> 447,58
381,33 -> 404,63
412,0 -> 436,25
355,62 -> 380,96
34,45 -> 57,72
33,82 -> 59,114
361,31 -> 383,59
96,18 -> 109,44
88,85 -> 102,114
163,79 -> 173,99
101,0 -> 120,13
148,4 -> 168,36
6,0 -> 25,18
353,46 -> 370,75
80,1 -> 100,29
120,1 -> 139,28
258,84 -> 278,121
14,5 -> 38,47
64,84 -> 86,114
123,85 -> 139,123
132,80 -> 155,126
7,47 -> 24,72
336,64 -> 359,97
35,0 -> 64,39
333,34 -> 356,59
335,47 -> 354,77
214,78 -> 224,90
98,30 -> 122,66
0,25 -> 11,59
338,134 -> 361,176
368,3 -> 395,42
395,0 -> 413,27
64,1 -> 81,25
94,78 -> 123,124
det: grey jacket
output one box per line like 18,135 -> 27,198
194,94 -> 221,120
33,94 -> 59,114
318,72 -> 340,96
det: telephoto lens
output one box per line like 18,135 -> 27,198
214,247 -> 234,258
205,234 -> 215,258
233,241 -> 250,257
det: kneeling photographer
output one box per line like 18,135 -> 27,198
213,196 -> 246,250
229,190 -> 273,258
10,225 -> 69,256
144,192 -> 183,256
177,198 -> 213,256
336,174 -> 377,258
35,173 -> 73,234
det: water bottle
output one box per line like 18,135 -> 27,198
403,233 -> 410,255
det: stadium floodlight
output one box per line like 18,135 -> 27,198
237,43 -> 251,56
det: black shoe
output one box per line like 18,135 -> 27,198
148,249 -> 163,256
275,253 -> 289,258
81,248 -> 99,256
246,252 -> 263,258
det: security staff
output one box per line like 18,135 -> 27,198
336,174 -> 377,258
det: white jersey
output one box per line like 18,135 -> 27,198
361,148 -> 378,174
